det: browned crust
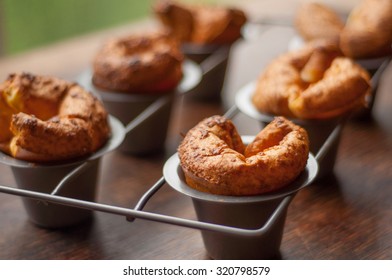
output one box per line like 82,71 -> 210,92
295,2 -> 344,43
0,85 -> 14,143
178,115 -> 309,196
0,72 -> 110,162
340,0 -> 392,58
153,0 -> 247,45
252,40 -> 371,119
153,0 -> 194,43
92,32 -> 184,93
295,0 -> 392,59
288,58 -> 371,119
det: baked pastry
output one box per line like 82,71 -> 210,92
0,73 -> 110,162
294,0 -> 392,59
294,2 -> 344,43
178,115 -> 309,196
340,0 -> 392,58
252,40 -> 371,119
153,0 -> 247,45
92,32 -> 183,93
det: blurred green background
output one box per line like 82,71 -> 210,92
0,0 -> 222,56
0,0 -> 155,55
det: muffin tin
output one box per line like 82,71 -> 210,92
0,118 -> 320,259
0,95 -> 341,259
0,89 -> 360,259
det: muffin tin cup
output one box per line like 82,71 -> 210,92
162,138 -> 319,259
182,43 -> 232,101
11,159 -> 100,228
192,196 -> 289,259
235,81 -> 346,179
0,116 -> 125,228
78,60 -> 201,155
353,56 -> 391,119
98,92 -> 175,155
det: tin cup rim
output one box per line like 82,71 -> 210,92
163,136 -> 318,204
0,115 -> 125,169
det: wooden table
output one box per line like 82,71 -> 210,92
1,3 -> 391,260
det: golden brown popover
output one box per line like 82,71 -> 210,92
0,73 -> 110,162
340,0 -> 392,58
178,115 -> 309,196
92,32 -> 183,93
294,0 -> 392,59
295,2 -> 344,43
252,40 -> 371,119
154,0 -> 247,45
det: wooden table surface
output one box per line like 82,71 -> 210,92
0,2 -> 391,260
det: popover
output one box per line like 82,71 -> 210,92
252,40 -> 371,119
154,0 -> 247,45
0,72 -> 110,162
92,32 -> 184,93
178,115 -> 309,196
